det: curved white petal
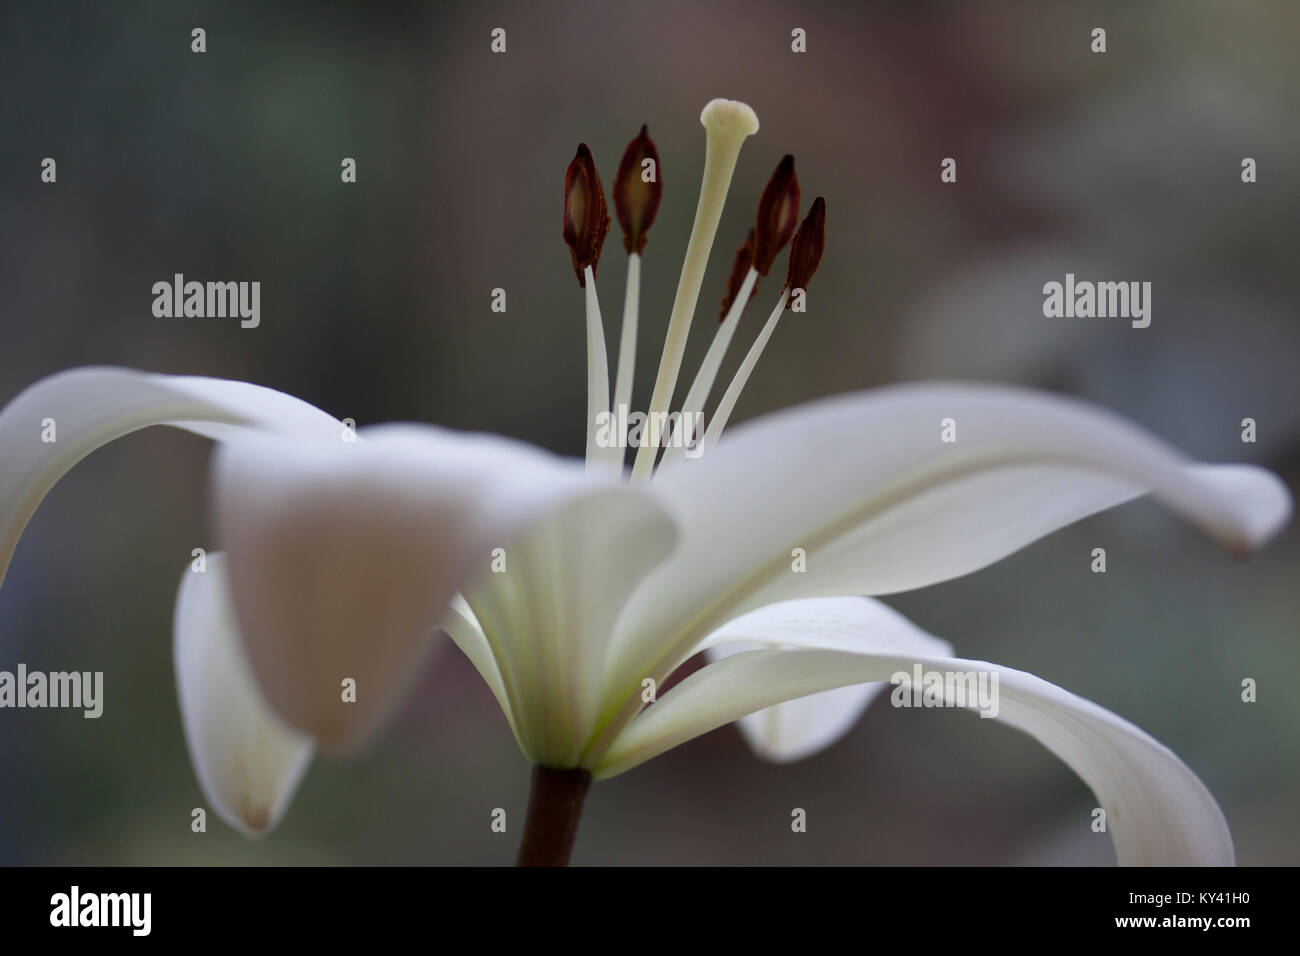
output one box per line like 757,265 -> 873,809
610,383 -> 1292,690
174,553 -> 313,839
0,366 -> 342,586
440,594 -> 528,752
698,598 -> 952,763
463,490 -> 677,767
213,424 -> 676,758
597,607 -> 1233,865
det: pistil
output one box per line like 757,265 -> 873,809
630,99 -> 759,481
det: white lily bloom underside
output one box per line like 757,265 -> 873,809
0,98 -> 1289,865
0,363 -> 1287,864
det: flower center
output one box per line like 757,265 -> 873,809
560,98 -> 826,482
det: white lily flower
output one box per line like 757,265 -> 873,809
0,98 -> 1290,866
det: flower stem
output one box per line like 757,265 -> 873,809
516,766 -> 592,867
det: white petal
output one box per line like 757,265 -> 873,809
213,424 -> 676,758
597,617 -> 1233,865
715,663 -> 881,764
174,553 -> 313,838
0,366 -> 341,586
441,594 -> 522,746
611,383 -> 1291,688
463,492 -> 676,767
699,597 -> 952,763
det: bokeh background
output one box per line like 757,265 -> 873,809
1,0 -> 1297,865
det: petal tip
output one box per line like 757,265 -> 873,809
1188,463 -> 1293,553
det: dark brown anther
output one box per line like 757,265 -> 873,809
613,125 -> 663,256
720,229 -> 757,320
752,155 -> 800,276
784,196 -> 825,301
562,144 -> 611,287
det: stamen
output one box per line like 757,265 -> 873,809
698,289 -> 789,454
785,194 -> 826,295
660,157 -> 798,471
612,252 -> 641,454
720,228 -> 758,319
752,155 -> 800,276
657,233 -> 758,469
611,127 -> 663,456
583,265 -> 613,468
562,144 -> 610,287
699,197 -> 826,452
613,125 -> 663,256
562,144 -> 614,467
630,98 -> 759,481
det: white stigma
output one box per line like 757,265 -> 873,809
699,98 -> 760,140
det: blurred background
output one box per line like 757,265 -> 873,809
1,0 -> 1297,865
